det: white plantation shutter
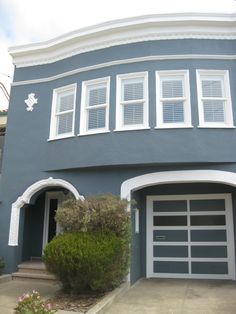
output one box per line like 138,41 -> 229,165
88,107 -> 106,129
203,101 -> 225,123
201,79 -> 225,123
161,77 -> 185,124
202,80 -> 222,98
121,78 -> 145,126
84,81 -> 108,131
163,102 -> 184,123
162,80 -> 183,98
123,103 -> 144,125
123,80 -> 144,101
88,86 -> 107,106
57,93 -> 74,112
57,112 -> 73,134
55,89 -> 75,136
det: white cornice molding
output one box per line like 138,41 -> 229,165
9,13 -> 236,68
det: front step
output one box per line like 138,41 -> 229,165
12,261 -> 57,282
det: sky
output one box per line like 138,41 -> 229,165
0,0 -> 236,109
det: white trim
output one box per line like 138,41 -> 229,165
42,191 -> 64,252
11,54 -> 236,87
79,77 -> 110,135
135,209 -> 140,234
120,170 -> 236,201
8,177 -> 84,246
116,72 -> 149,131
146,194 -> 235,280
49,83 -> 77,140
8,13 -> 236,68
155,70 -> 192,128
196,69 -> 234,128
154,242 -> 228,246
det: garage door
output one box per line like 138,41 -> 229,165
146,194 -> 235,279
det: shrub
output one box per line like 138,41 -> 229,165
55,194 -> 130,237
0,258 -> 5,275
14,290 -> 55,314
44,232 -> 129,293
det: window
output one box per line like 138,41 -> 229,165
196,70 -> 234,128
80,77 -> 110,135
116,72 -> 149,131
156,70 -> 192,128
49,84 -> 76,140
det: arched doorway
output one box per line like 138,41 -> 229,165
8,177 -> 84,247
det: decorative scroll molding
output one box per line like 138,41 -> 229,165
24,93 -> 38,111
8,177 -> 84,246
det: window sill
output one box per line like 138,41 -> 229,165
78,130 -> 110,137
197,125 -> 235,129
47,134 -> 76,141
114,127 -> 151,132
155,125 -> 194,129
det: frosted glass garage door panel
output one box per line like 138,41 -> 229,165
154,261 -> 189,274
192,262 -> 228,274
191,230 -> 227,242
153,230 -> 188,242
153,200 -> 187,212
191,246 -> 227,258
190,199 -> 225,211
154,246 -> 188,257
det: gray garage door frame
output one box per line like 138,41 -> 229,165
146,194 -> 235,279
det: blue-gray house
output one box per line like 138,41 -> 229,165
2,12 -> 236,284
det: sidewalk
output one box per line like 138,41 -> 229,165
0,277 -> 60,314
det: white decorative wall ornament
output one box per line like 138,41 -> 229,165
24,93 -> 38,111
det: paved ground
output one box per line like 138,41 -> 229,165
105,278 -> 236,314
0,279 -> 60,314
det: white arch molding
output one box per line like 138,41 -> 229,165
121,170 -> 236,204
8,177 -> 84,246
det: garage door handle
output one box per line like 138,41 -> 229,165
155,235 -> 166,240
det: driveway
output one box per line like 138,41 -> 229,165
105,278 -> 236,314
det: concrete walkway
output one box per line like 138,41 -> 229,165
105,278 -> 236,314
0,278 -> 60,314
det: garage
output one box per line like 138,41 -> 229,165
146,194 -> 235,279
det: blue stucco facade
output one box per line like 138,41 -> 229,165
2,16 -> 236,281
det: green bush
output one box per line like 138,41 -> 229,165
0,258 -> 5,275
55,194 -> 130,237
44,232 -> 129,293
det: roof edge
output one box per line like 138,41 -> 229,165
9,12 -> 236,68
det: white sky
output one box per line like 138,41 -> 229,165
0,0 -> 236,108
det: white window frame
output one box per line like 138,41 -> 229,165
196,70 -> 234,128
156,70 -> 192,129
79,77 -> 110,136
115,72 -> 149,131
49,83 -> 77,140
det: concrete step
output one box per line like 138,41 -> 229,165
12,261 -> 57,282
12,272 -> 57,282
18,262 -> 48,274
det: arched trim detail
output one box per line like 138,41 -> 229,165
121,169 -> 236,203
8,177 -> 84,246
